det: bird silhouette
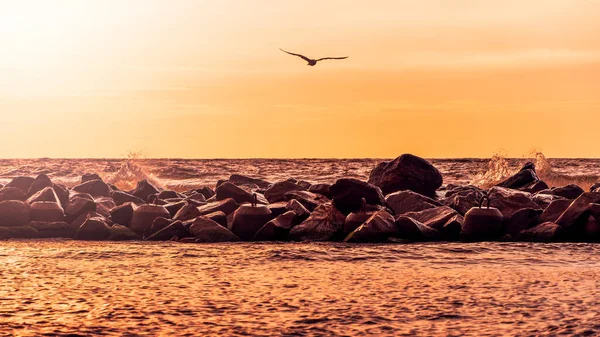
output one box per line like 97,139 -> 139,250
279,48 -> 348,66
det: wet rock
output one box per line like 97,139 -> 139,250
95,197 -> 117,218
521,180 -> 549,194
297,180 -> 312,190
65,196 -> 97,223
496,163 -> 539,189
582,214 -> 600,240
531,193 -> 564,209
283,191 -> 328,212
72,179 -> 112,198
254,211 -> 299,241
130,204 -> 171,235
164,201 -> 187,218
461,203 -> 504,241
488,187 -> 541,218
197,187 -> 215,199
503,208 -> 542,237
29,221 -> 74,238
157,190 -> 183,200
229,174 -> 271,189
203,211 -> 228,228
82,173 -> 103,183
540,199 -> 572,224
146,220 -> 188,241
395,216 -> 441,241
230,203 -> 273,240
197,198 -> 238,216
110,202 -> 136,226
368,154 -> 443,197
286,199 -> 310,221
0,200 -> 31,227
590,183 -> 600,192
173,203 -> 203,222
265,201 -> 288,217
264,181 -> 304,203
344,210 -> 397,243
344,210 -> 374,234
5,176 -> 34,194
289,203 -> 345,241
187,193 -> 207,203
30,201 -> 65,222
108,224 -> 141,241
26,186 -> 60,205
52,184 -> 70,208
403,206 -> 460,231
189,217 -> 240,242
0,225 -> 39,239
74,217 -> 111,240
215,182 -> 254,204
386,190 -> 441,215
556,192 -> 600,230
330,178 -> 385,215
551,184 -> 585,200
516,222 -> 564,242
308,183 -> 332,198
132,179 -> 160,201
0,187 -> 27,202
149,217 -> 172,234
27,174 -> 53,196
112,190 -> 145,206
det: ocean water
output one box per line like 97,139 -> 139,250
1,241 -> 599,336
1,155 -> 600,336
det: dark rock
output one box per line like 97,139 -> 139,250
65,196 -> 97,223
72,179 -> 111,198
488,187 -> 541,218
368,154 -> 443,196
540,199 -> 572,223
403,206 -> 460,231
30,201 -> 65,222
289,203 -> 345,241
0,187 -> 27,202
531,193 -> 564,209
146,220 -> 188,241
0,225 -> 39,239
0,200 -> 31,227
197,186 -> 215,199
461,203 -> 504,242
264,181 -> 304,203
29,221 -> 74,238
112,190 -> 145,206
308,183 -> 332,198
521,180 -> 549,194
229,174 -> 271,189
70,211 -> 107,231
395,216 -> 441,241
551,184 -> 585,200
503,208 -> 542,237
94,197 -> 117,218
82,173 -> 103,183
187,193 -> 207,203
344,210 -> 397,243
132,179 -> 160,201
27,174 -> 53,196
264,202 -> 286,217
215,182 -> 254,204
283,191 -> 328,212
230,204 -> 273,240
516,222 -> 564,242
253,211 -> 299,241
203,211 -> 228,228
5,176 -> 34,194
26,186 -> 60,205
157,190 -> 183,200
173,203 -> 203,222
386,190 -> 441,215
590,183 -> 600,192
149,217 -> 172,234
197,198 -> 238,216
330,178 -> 385,215
297,180 -> 312,190
164,201 -> 187,218
556,192 -> 600,230
130,204 -> 171,235
110,202 -> 136,226
74,217 -> 111,240
344,211 -> 374,234
108,224 -> 141,241
189,217 -> 240,242
286,199 -> 310,221
497,163 -> 539,189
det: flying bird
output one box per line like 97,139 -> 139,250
279,48 -> 348,66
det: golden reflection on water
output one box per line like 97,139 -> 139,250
1,241 -> 599,336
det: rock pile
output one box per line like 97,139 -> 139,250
1,154 -> 599,243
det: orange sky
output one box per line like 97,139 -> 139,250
1,0 -> 599,158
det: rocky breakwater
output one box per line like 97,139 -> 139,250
1,154 -> 599,243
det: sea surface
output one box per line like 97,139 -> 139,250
1,155 -> 600,336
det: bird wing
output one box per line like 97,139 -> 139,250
280,48 -> 312,62
316,56 -> 349,61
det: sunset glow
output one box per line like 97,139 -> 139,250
1,0 -> 599,158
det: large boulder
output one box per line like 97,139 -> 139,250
0,187 -> 27,202
202,211 -> 228,228
539,199 -> 572,224
344,210 -> 397,243
189,217 -> 240,242
130,204 -> 171,235
285,199 -> 310,221
264,181 -> 304,203
487,187 -> 541,218
496,162 -> 539,189
344,211 -> 374,234
550,184 -> 585,200
229,174 -> 271,189
146,220 -> 189,241
72,179 -> 111,198
253,211 -> 300,241
403,206 -> 463,239
29,201 -> 65,222
74,217 -> 111,240
110,202 -> 136,226
26,186 -> 60,205
0,225 -> 39,239
308,183 -> 332,198
108,224 -> 141,241
112,190 -> 145,206
27,174 -> 53,196
555,192 -> 600,230
368,154 -> 442,197
460,203 -> 504,241
197,186 -> 216,199
289,203 -> 345,241
329,178 -> 385,215
230,204 -> 273,241
502,208 -> 542,237
215,182 -> 254,204
132,179 -> 160,201
196,198 -> 238,216
29,221 -> 74,238
0,200 -> 31,227
444,186 -> 485,215
82,173 -> 103,183
385,190 -> 440,215
5,176 -> 35,194
283,191 -> 328,212
94,197 -> 117,218
65,196 -> 97,223
394,216 -> 441,241
516,222 -> 564,242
